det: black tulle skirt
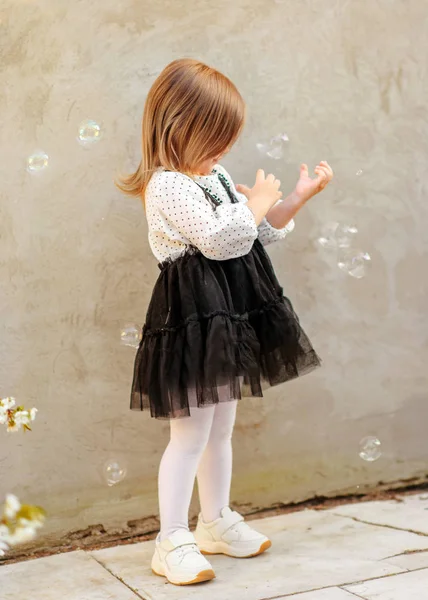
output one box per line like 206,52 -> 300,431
131,239 -> 320,419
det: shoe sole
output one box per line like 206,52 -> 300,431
152,567 -> 216,586
200,539 -> 272,558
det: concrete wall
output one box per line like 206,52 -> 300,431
1,0 -> 427,546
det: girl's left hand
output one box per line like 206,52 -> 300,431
293,161 -> 333,204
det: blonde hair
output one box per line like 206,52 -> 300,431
116,58 -> 245,201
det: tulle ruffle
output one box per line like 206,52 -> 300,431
131,240 -> 320,419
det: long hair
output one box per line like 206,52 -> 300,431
115,58 -> 245,202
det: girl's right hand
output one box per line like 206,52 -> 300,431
236,170 -> 282,225
236,169 -> 282,208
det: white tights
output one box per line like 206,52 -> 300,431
158,400 -> 238,541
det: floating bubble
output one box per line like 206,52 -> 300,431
120,324 -> 141,348
78,119 -> 103,146
335,224 -> 358,248
103,459 -> 127,487
256,133 -> 289,160
317,222 -> 358,250
27,151 -> 49,173
337,248 -> 371,279
317,222 -> 339,249
359,436 -> 382,462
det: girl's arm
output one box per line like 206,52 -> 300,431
214,164 -> 292,246
261,162 -> 334,229
262,192 -> 303,230
236,162 -> 334,240
148,171 -> 280,261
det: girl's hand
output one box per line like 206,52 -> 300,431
293,161 -> 333,204
236,169 -> 282,209
236,170 -> 283,226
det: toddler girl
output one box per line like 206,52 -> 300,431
117,58 -> 333,586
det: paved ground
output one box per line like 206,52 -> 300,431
2,492 -> 428,599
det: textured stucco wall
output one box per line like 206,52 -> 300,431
1,0 -> 428,545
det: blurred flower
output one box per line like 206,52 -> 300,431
1,398 -> 15,410
0,495 -> 46,557
0,398 -> 38,433
9,525 -> 37,544
0,540 -> 9,556
4,495 -> 20,519
13,411 -> 30,429
0,525 -> 9,538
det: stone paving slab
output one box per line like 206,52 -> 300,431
344,567 -> 428,599
91,509 -> 427,600
0,550 -> 138,600
2,499 -> 428,600
331,493 -> 428,535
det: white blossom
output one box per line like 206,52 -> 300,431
4,494 -> 21,519
19,515 -> 44,528
0,540 -> 9,556
0,399 -> 38,432
0,524 -> 10,538
13,410 -> 30,427
9,526 -> 36,544
0,397 -> 16,410
0,496 -> 46,553
0,525 -> 10,551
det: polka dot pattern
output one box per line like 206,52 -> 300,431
145,164 -> 291,262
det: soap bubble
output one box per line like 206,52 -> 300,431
317,222 -> 358,250
78,119 -> 103,146
359,436 -> 382,462
103,459 -> 127,486
335,224 -> 359,248
337,248 -> 371,279
256,133 -> 289,160
27,151 -> 49,173
120,324 -> 141,348
317,222 -> 339,249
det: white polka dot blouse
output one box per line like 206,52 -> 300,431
145,164 -> 294,262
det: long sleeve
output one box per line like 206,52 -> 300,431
256,212 -> 295,245
146,171 -> 258,261
214,165 -> 294,247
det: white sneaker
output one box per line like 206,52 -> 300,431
151,530 -> 216,586
194,507 -> 272,558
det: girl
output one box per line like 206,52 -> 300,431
117,58 -> 333,586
